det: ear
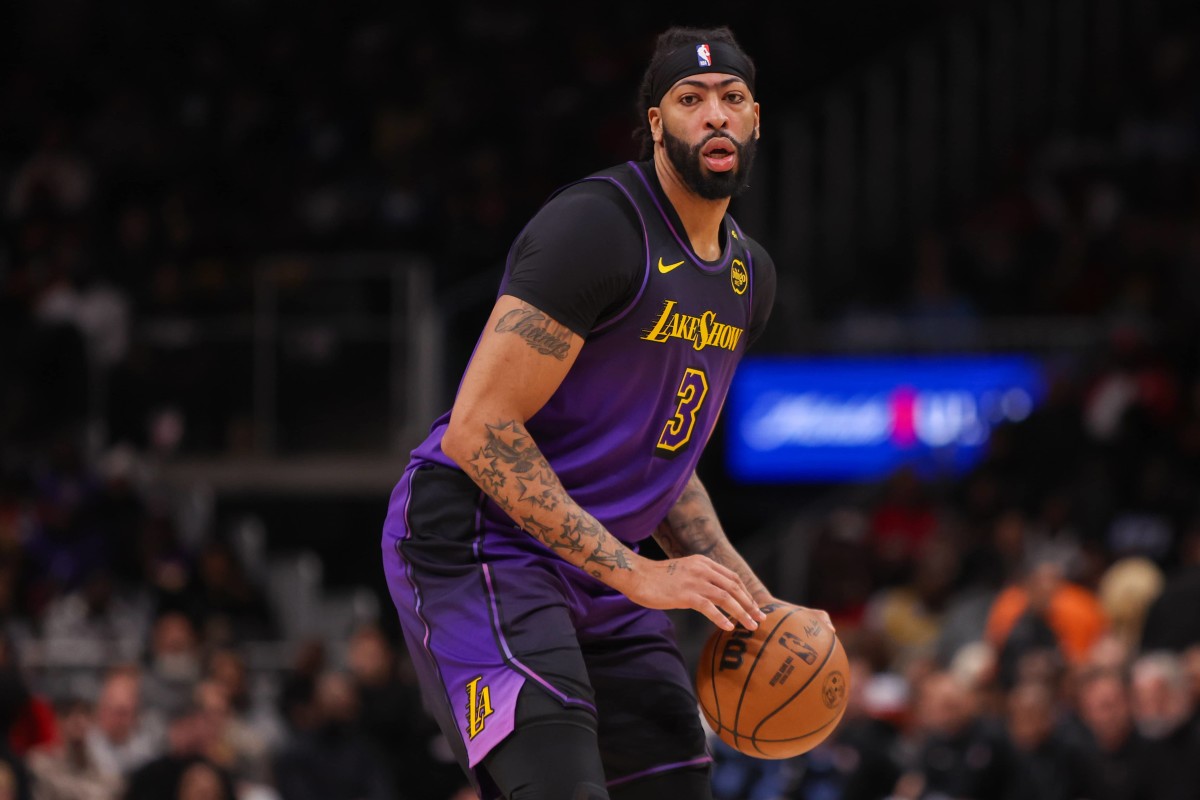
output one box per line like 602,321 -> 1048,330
648,108 -> 663,144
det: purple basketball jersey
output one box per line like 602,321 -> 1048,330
409,161 -> 757,543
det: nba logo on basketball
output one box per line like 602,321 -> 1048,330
696,43 -> 712,66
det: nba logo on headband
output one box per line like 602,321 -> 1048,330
696,43 -> 712,66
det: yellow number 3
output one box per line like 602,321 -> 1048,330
656,367 -> 709,456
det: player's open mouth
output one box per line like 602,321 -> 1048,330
701,139 -> 737,172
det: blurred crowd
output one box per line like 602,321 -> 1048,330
2,1 -> 1200,799
711,345 -> 1200,798
0,3 -> 653,458
707,7 -> 1200,799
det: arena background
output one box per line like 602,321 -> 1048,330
2,1 -> 1200,798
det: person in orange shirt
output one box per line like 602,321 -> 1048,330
985,551 -> 1108,686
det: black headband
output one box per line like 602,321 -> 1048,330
649,41 -> 755,107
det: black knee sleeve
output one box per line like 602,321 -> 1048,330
482,715 -> 610,799
482,684 -> 608,800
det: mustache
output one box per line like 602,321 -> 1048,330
695,131 -> 748,152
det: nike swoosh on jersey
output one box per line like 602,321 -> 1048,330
658,257 -> 686,273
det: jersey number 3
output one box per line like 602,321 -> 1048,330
656,367 -> 709,456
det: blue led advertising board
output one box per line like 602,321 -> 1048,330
725,355 -> 1046,482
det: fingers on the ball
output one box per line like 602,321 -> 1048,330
709,588 -> 758,630
716,576 -> 759,624
701,600 -> 735,630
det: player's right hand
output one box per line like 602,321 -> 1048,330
620,554 -> 763,632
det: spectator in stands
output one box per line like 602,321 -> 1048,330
40,568 -> 151,664
123,702 -> 235,800
1072,668 -> 1143,800
900,669 -> 1021,800
23,435 -> 108,609
204,648 -> 284,759
986,546 -> 1108,688
176,761 -> 234,800
193,679 -> 273,795
190,539 -> 277,645
85,667 -> 161,780
867,467 -> 940,588
862,535 -> 962,671
140,612 -> 203,722
275,640 -> 325,739
1140,530 -> 1200,652
1004,681 -> 1088,800
27,695 -> 122,800
270,670 -> 393,800
1128,651 -> 1200,800
344,624 -> 461,800
816,664 -> 906,800
805,507 -> 875,629
1185,644 -> 1200,709
0,639 -> 55,757
0,759 -> 30,800
1096,556 -> 1164,652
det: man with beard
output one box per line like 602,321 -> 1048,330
380,24 -> 825,800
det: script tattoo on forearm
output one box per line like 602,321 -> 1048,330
466,419 -> 633,575
494,304 -> 572,360
656,474 -> 769,600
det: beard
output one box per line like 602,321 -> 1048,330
661,124 -> 757,200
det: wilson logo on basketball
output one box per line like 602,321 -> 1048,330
822,671 -> 847,709
719,627 -> 753,670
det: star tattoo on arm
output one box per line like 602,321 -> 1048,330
462,418 -> 634,576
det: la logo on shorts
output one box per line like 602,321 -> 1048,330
466,676 -> 494,739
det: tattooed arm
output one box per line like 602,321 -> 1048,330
653,472 -> 771,604
442,294 -> 764,632
654,472 -> 835,628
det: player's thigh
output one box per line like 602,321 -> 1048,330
581,604 -> 712,793
385,464 -> 599,786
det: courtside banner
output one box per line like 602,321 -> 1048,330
725,355 -> 1046,482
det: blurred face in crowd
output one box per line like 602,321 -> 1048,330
1025,561 -> 1065,612
1085,634 -> 1132,674
96,673 -> 140,743
1006,682 -> 1055,751
152,612 -> 201,682
1184,645 -> 1200,704
1131,657 -> 1193,739
0,762 -> 13,800
650,72 -> 760,200
167,708 -> 214,757
195,680 -> 231,736
207,649 -> 248,708
59,701 -> 93,746
316,671 -> 359,727
916,672 -> 974,738
178,761 -> 224,800
1077,672 -> 1132,751
347,626 -> 393,688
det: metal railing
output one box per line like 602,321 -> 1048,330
127,253 -> 440,461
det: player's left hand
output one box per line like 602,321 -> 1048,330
759,597 -> 835,633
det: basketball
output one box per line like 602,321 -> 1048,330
696,602 -> 850,759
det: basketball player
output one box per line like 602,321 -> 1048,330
381,25 -> 829,799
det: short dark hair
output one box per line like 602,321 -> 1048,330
633,26 -> 757,159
